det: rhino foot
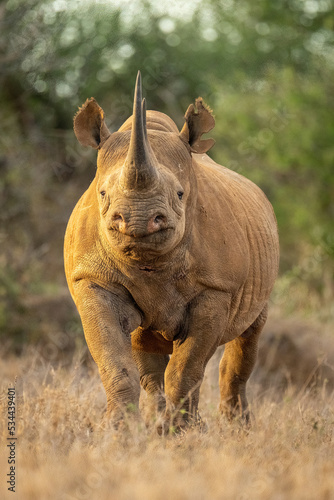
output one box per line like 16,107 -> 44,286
156,410 -> 207,436
219,399 -> 253,427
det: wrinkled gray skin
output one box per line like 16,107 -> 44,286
64,72 -> 279,432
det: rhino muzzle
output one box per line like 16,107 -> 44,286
108,211 -> 169,237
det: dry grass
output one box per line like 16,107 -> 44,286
1,313 -> 334,500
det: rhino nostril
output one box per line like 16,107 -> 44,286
112,213 -> 124,222
147,214 -> 167,234
109,212 -> 126,232
154,215 -> 166,225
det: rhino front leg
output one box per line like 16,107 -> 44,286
161,292 -> 230,433
163,347 -> 205,433
132,350 -> 169,424
219,304 -> 268,422
73,280 -> 142,426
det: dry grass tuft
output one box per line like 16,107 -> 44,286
1,313 -> 334,500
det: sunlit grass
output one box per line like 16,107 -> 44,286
1,320 -> 333,500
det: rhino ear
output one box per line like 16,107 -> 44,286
73,98 -> 111,149
179,97 -> 215,154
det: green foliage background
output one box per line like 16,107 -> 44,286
1,0 -> 333,347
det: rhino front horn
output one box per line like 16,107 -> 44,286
120,71 -> 159,191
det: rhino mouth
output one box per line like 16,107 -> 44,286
113,226 -> 173,237
109,227 -> 174,251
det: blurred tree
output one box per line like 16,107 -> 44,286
0,0 -> 333,344
2,0 -> 333,127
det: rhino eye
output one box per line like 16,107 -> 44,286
100,190 -> 106,198
177,191 -> 184,200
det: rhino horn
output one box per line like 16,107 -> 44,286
120,71 -> 159,191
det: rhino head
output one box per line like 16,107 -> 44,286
73,72 -> 215,262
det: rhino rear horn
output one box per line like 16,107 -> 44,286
179,98 -> 215,154
74,98 -> 111,149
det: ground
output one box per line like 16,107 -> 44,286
0,307 -> 333,500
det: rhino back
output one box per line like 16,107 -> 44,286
191,153 -> 279,336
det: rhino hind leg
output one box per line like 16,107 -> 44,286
132,350 -> 169,425
219,304 -> 268,422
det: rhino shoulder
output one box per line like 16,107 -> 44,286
190,153 -> 279,316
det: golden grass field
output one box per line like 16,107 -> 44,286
1,307 -> 334,500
